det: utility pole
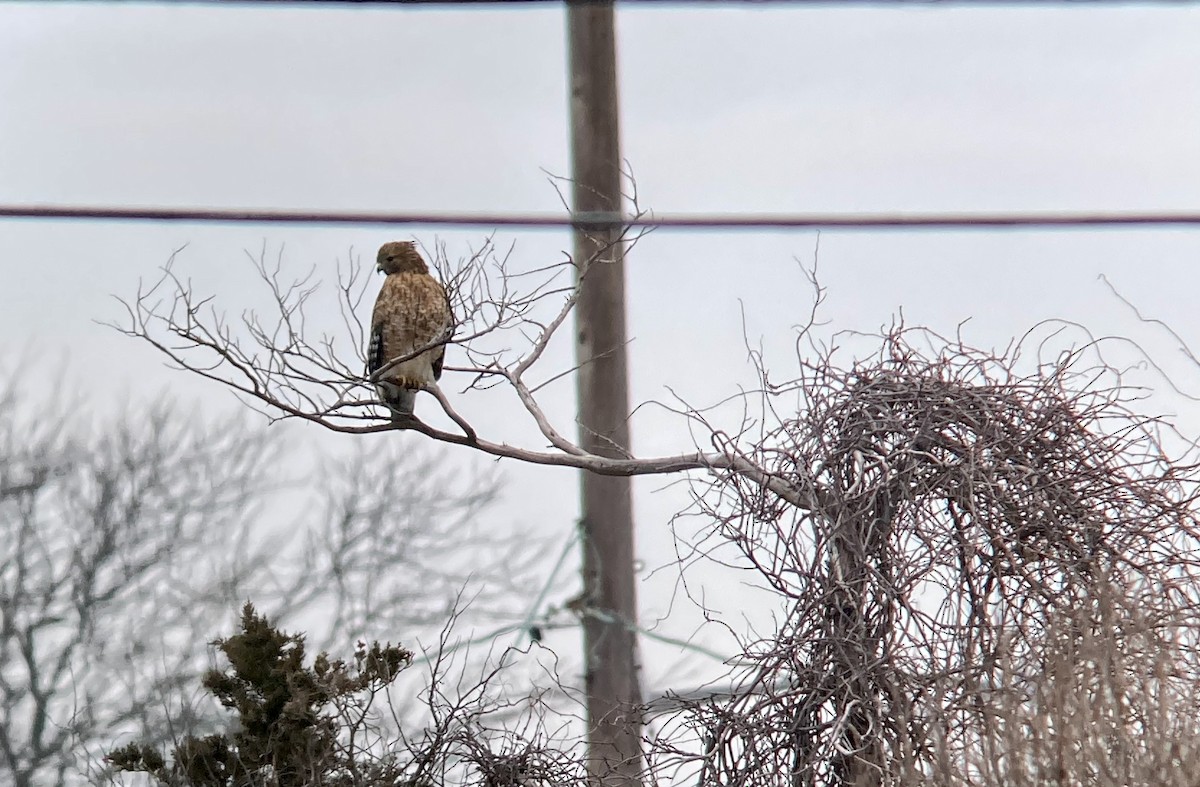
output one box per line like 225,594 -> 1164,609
566,4 -> 643,787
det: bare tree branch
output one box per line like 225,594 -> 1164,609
108,216 -> 821,520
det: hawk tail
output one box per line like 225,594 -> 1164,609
377,383 -> 417,420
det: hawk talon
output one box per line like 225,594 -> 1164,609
391,375 -> 424,391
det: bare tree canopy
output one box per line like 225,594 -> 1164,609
0,361 -> 539,787
650,323 -> 1200,786
114,238 -> 1200,785
0,373 -> 274,787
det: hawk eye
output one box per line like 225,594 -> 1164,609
387,255 -> 395,262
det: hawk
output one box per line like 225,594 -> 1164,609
368,241 -> 452,419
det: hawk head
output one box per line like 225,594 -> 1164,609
376,241 -> 429,275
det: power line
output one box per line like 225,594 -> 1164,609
6,0 -> 1196,5
2,204 -> 1200,231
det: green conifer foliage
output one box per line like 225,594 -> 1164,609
107,603 -> 412,787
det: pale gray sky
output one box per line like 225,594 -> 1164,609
2,1 -> 1200,697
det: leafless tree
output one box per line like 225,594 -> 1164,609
0,360 -> 532,787
645,313 -> 1200,786
277,440 -> 538,650
114,235 -> 1200,785
0,368 -> 272,787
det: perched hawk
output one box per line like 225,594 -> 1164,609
368,241 -> 452,419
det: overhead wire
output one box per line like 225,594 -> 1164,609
5,0 -> 1198,6
3,204 -> 1200,231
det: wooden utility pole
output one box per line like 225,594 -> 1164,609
566,4 -> 643,787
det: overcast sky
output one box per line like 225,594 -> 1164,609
2,1 -> 1200,698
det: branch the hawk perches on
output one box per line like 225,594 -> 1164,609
368,241 -> 452,419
